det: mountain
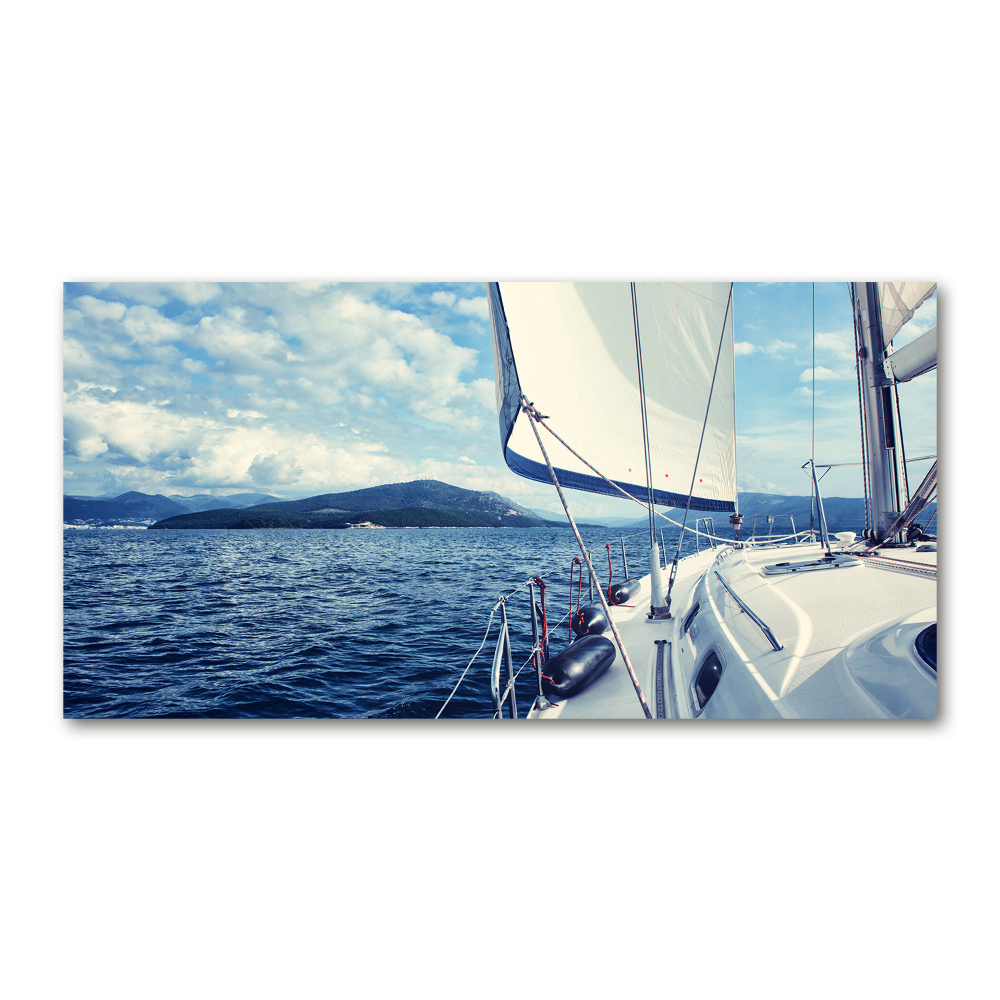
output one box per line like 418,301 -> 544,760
606,491 -> 937,539
254,480 -> 546,520
223,506 -> 507,530
149,480 -> 556,529
64,492 -> 188,524
597,514 -> 652,528
68,481 -> 910,537
64,490 -> 283,526
528,507 -> 565,522
166,492 -> 281,513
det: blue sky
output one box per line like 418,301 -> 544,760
63,281 -> 937,517
732,282 -> 936,502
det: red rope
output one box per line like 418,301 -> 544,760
605,543 -> 613,598
532,576 -> 548,663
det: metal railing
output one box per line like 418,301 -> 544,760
489,602 -> 518,719
713,571 -> 783,652
487,573 -> 575,719
749,514 -> 797,544
695,518 -> 719,552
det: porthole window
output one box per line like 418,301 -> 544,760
683,602 -> 700,634
694,651 -> 724,710
915,624 -> 937,672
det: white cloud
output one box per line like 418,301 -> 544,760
63,283 -> 506,496
429,290 -> 488,320
734,341 -> 757,356
737,473 -> 790,495
455,296 -> 489,319
169,282 -> 222,305
69,433 -> 109,461
189,313 -> 289,370
75,380 -> 118,394
247,450 -> 303,487
908,295 -> 937,330
64,378 -> 411,493
88,283 -> 171,307
766,339 -> 797,357
814,331 -> 854,360
800,366 -> 848,382
120,304 -> 189,346
74,295 -> 126,321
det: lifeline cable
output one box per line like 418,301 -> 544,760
438,570 -> 589,718
520,395 -> 653,718
664,283 -> 734,611
435,602 -> 500,718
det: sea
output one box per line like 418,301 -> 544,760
63,523 -> 704,719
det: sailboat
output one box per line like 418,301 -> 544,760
480,281 -> 937,720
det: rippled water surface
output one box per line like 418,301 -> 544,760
64,526 -> 686,718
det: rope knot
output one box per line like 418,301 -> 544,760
519,396 -> 549,421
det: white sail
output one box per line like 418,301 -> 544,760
878,282 -> 936,343
489,282 -> 736,512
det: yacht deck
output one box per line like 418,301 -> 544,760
530,539 -> 937,720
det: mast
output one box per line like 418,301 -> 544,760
854,282 -> 905,540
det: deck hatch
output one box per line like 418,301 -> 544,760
762,555 -> 861,576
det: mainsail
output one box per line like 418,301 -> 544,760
489,282 -> 736,512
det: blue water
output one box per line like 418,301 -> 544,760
63,524 -> 699,718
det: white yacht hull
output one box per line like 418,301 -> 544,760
527,540 -> 936,720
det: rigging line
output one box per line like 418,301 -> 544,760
811,282 -> 815,538
532,407 -> 724,544
435,602 -> 499,719
894,380 -> 910,506
731,285 -> 739,519
665,283 -> 734,609
870,286 -> 903,527
493,578 -> 535,604
924,507 -> 938,533
631,282 -> 656,546
851,284 -> 872,534
519,395 -> 653,719
870,460 -> 937,546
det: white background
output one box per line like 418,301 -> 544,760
4,3 -> 991,998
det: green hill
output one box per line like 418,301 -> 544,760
151,504 -> 518,530
150,479 -> 553,529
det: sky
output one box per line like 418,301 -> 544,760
62,281 -> 937,518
